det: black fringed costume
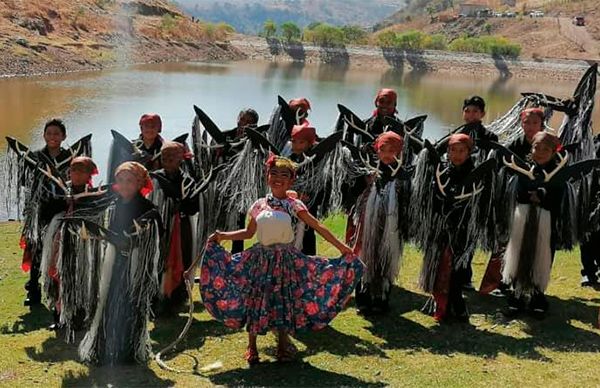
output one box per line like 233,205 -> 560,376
78,195 -> 162,365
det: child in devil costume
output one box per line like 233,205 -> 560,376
413,134 -> 495,323
133,113 -> 164,171
282,124 -> 321,255
200,155 -> 363,365
78,161 -> 162,365
149,142 -> 201,313
579,134 -> 600,287
449,96 -> 498,291
479,107 -> 546,295
343,88 -> 399,145
40,157 -> 114,339
226,109 -> 259,254
345,131 -> 411,315
4,119 -> 92,307
501,132 -> 598,318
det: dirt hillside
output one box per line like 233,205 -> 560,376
0,0 -> 244,76
377,0 -> 600,60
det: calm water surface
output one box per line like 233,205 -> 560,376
1,60 -> 598,219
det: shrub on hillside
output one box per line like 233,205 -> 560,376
304,23 -> 345,47
448,36 -> 521,57
375,30 -> 447,50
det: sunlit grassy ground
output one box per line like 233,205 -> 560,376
0,218 -> 599,387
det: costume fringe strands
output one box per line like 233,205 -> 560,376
40,214 -> 103,342
558,64 -> 597,163
79,218 -> 161,365
503,204 -> 552,297
220,141 -> 268,218
359,180 -> 405,299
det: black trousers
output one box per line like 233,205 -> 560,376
580,232 -> 600,281
231,213 -> 246,254
301,226 -> 316,256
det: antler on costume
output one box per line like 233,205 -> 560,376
435,164 -> 450,197
502,154 -> 536,180
543,152 -> 569,182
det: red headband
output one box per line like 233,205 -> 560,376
288,98 -> 311,113
375,88 -> 398,106
70,156 -> 98,176
520,107 -> 545,122
139,113 -> 162,133
114,161 -> 154,196
374,131 -> 404,153
291,124 -> 317,144
532,131 -> 561,151
448,133 -> 474,151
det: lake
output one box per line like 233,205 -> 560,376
1,60 -> 598,219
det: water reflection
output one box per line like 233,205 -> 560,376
1,60 -> 598,174
0,74 -> 95,149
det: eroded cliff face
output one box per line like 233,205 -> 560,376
0,0 -> 244,76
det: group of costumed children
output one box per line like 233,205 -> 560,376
4,64 -> 600,367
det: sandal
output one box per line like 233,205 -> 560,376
244,347 -> 260,366
276,342 -> 297,363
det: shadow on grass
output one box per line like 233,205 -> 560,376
362,287 -> 600,361
26,337 -> 174,387
150,308 -> 238,356
294,325 -> 387,358
207,361 -> 385,387
61,365 -> 175,387
0,304 -> 52,334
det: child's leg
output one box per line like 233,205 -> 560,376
248,333 -> 257,352
276,330 -> 296,362
245,333 -> 259,365
277,330 -> 290,350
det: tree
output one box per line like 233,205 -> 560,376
262,19 -> 277,38
280,21 -> 301,43
376,30 -> 397,48
341,25 -> 368,44
308,23 -> 345,47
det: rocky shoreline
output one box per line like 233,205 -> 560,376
1,33 -> 597,81
230,35 -> 597,82
0,39 -> 245,78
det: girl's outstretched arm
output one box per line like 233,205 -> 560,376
209,217 -> 257,243
297,210 -> 353,255
184,218 -> 257,279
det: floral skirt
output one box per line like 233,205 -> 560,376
200,241 -> 364,335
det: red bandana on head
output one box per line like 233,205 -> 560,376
291,124 -> 317,144
70,156 -> 98,186
532,131 -> 561,152
374,131 -> 404,154
114,161 -> 154,196
70,156 -> 98,175
288,98 -> 311,113
374,88 -> 398,116
139,113 -> 162,133
520,107 -> 545,122
448,133 -> 474,151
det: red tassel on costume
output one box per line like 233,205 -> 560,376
162,213 -> 184,297
21,248 -> 32,272
479,253 -> 504,295
140,178 -> 154,197
20,235 -> 32,272
432,246 -> 453,321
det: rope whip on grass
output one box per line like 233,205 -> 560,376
154,252 -> 223,374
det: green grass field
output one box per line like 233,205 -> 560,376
0,218 -> 599,387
